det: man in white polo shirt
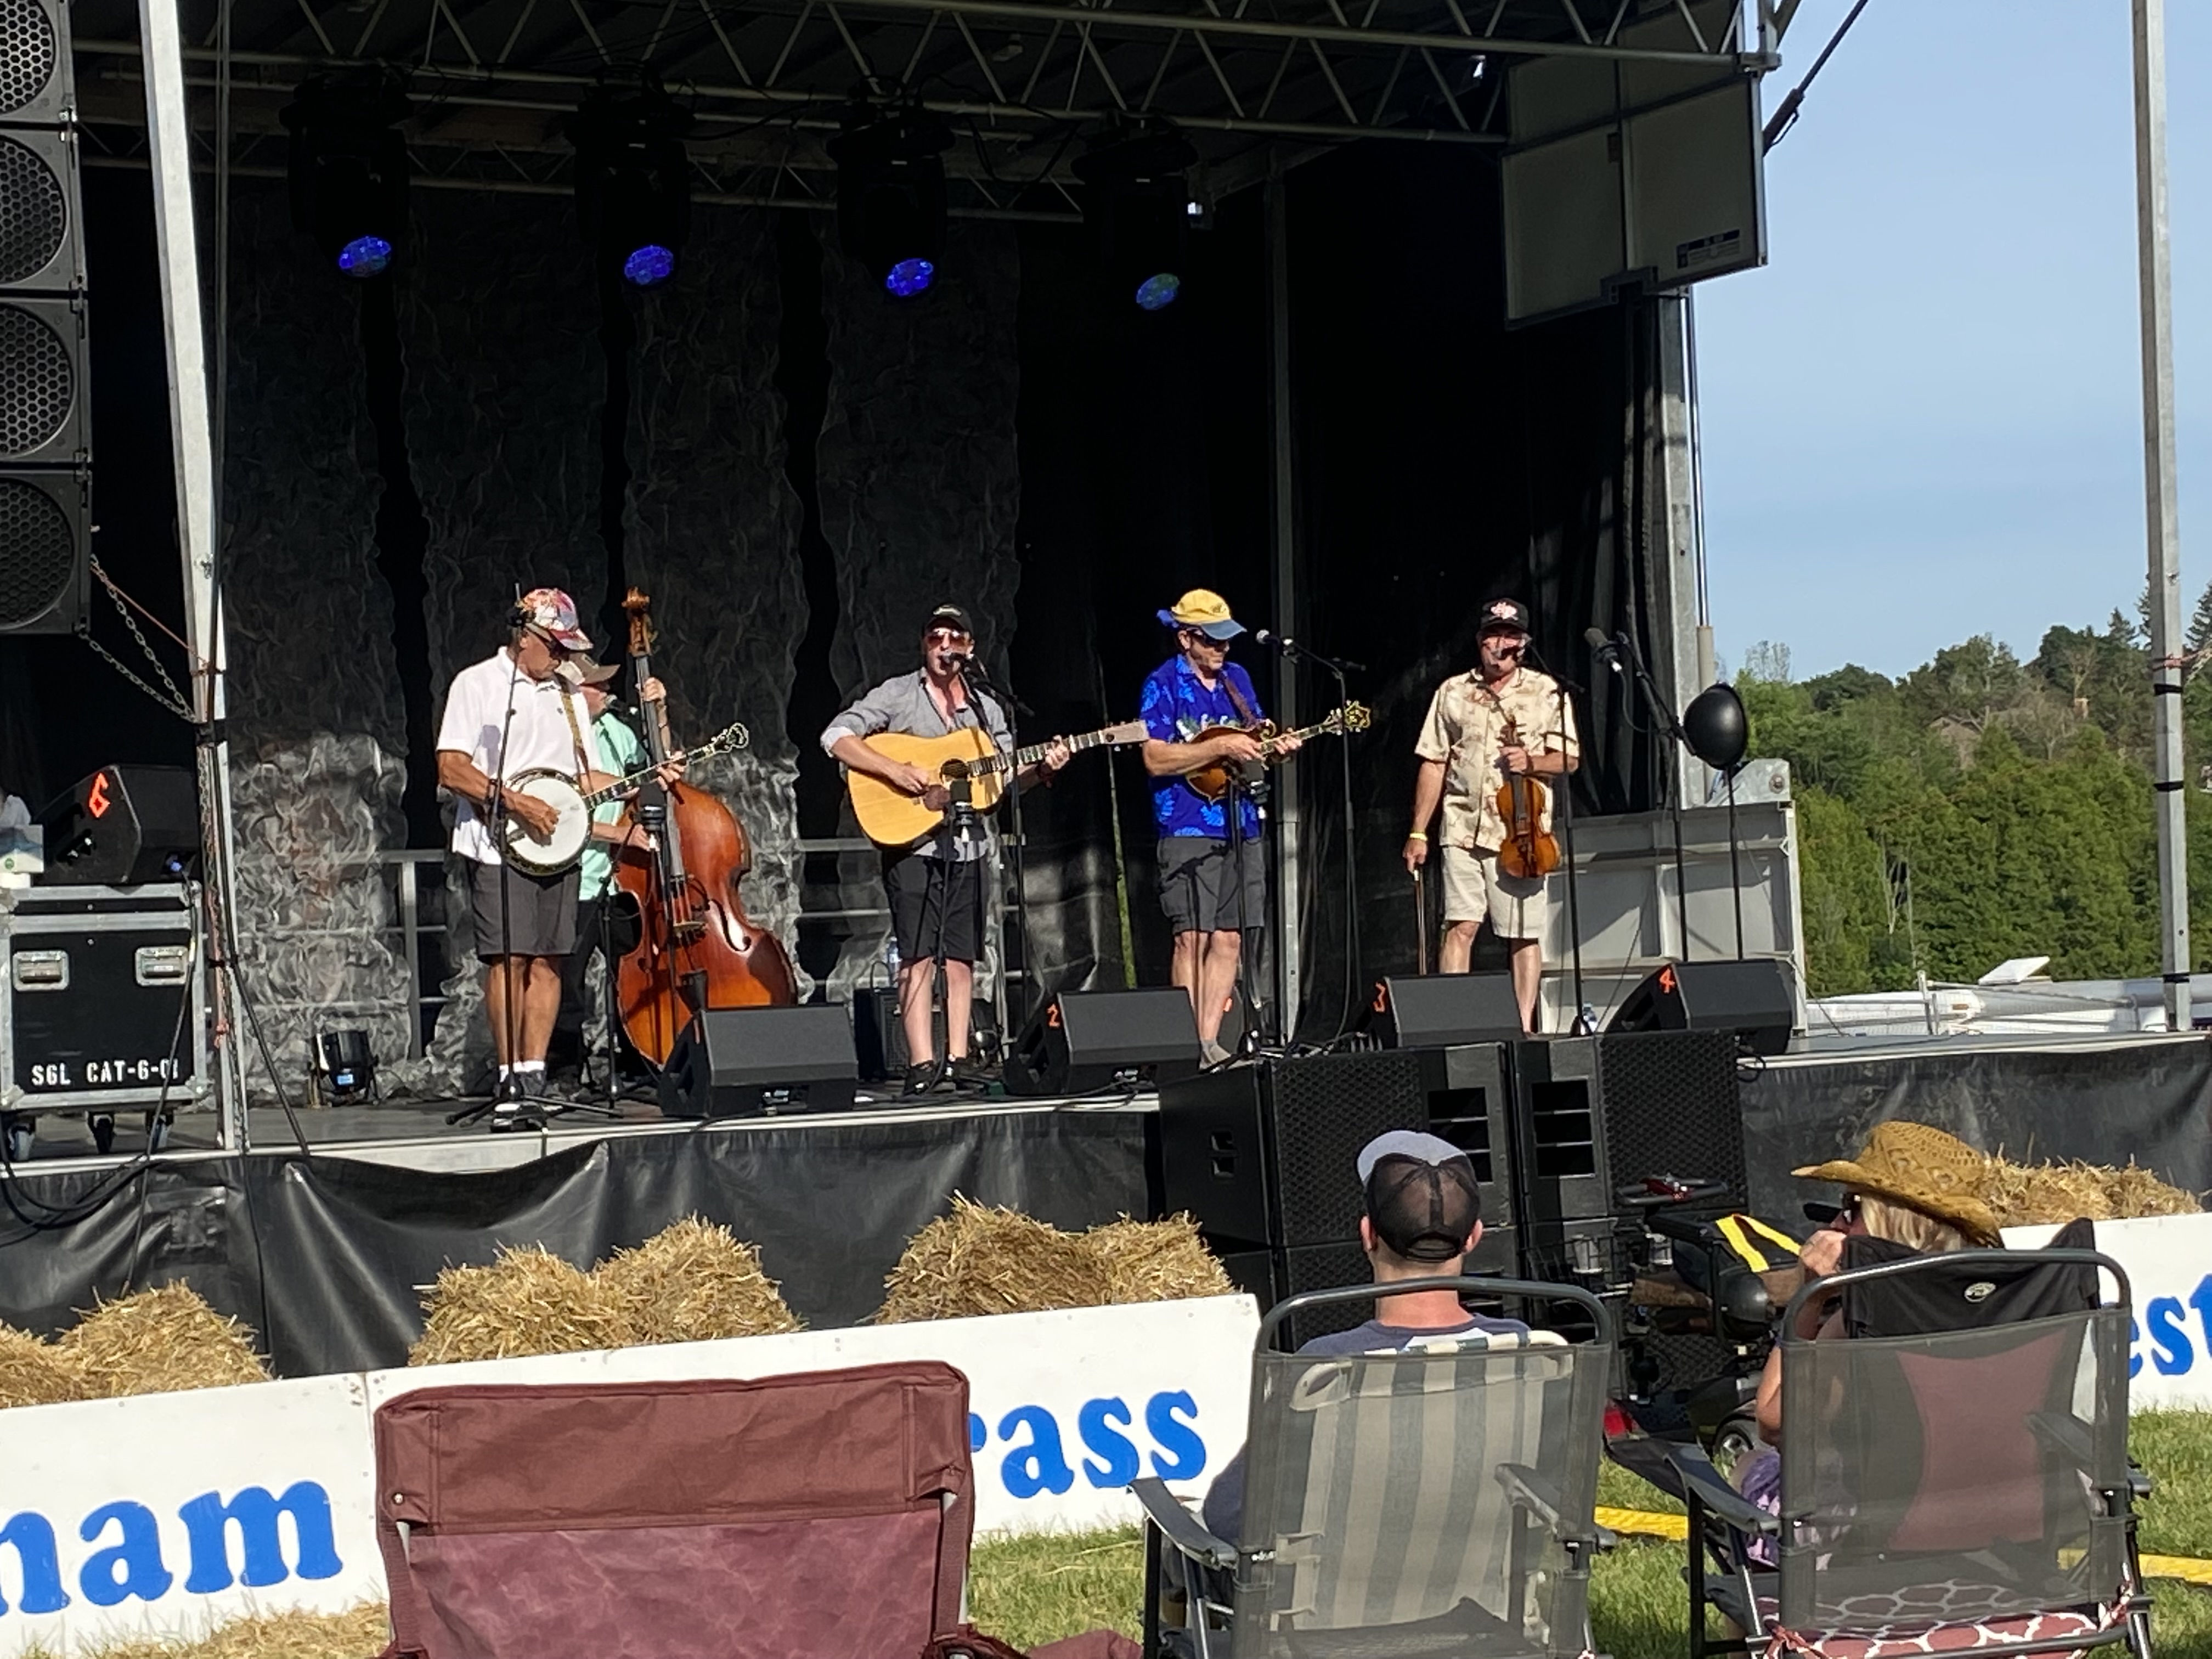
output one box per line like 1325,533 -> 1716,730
435,588 -> 611,1121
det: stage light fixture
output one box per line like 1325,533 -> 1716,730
830,105 -> 952,298
281,71 -> 412,281
571,79 -> 694,288
1074,122 -> 1199,313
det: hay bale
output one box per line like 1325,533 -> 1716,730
594,1217 -> 803,1344
59,1284 -> 268,1398
87,1600 -> 392,1659
1087,1214 -> 1235,1305
1983,1154 -> 2202,1230
876,1195 -> 1102,1323
0,1325 -> 84,1408
409,1245 -> 634,1366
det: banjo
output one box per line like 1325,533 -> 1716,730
499,721 -> 749,877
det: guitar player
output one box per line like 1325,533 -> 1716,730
1402,597 -> 1579,1032
821,604 -> 1071,1096
1138,589 -> 1301,1066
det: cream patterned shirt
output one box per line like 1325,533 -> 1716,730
1413,667 -> 1579,853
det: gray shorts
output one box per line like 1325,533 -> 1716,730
468,857 -> 580,961
1158,835 -> 1267,935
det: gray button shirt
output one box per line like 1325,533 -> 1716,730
820,669 -> 1012,861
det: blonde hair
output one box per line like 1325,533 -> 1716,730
1858,1194 -> 1969,1254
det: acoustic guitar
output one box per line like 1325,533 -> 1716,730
1183,702 -> 1372,804
848,720 -> 1148,847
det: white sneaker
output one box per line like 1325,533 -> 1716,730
1201,1038 -> 1232,1067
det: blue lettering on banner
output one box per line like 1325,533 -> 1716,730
2130,1314 -> 2142,1380
2147,1297 -> 2193,1376
0,1483 -> 343,1622
1076,1398 -> 1141,1489
973,1390 -> 1210,1503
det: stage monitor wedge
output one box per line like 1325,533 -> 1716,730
1002,986 -> 1198,1097
1609,959 -> 1794,1056
36,765 -> 199,886
1363,974 -> 1522,1048
658,1005 -> 858,1118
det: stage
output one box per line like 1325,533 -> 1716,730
0,1026 -> 2203,1381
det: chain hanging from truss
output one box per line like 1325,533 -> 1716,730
85,556 -> 196,723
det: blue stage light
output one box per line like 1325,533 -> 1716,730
885,257 -> 936,297
623,244 -> 678,286
1134,272 -> 1181,311
336,234 -> 393,278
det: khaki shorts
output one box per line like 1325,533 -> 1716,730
1439,843 -> 1548,940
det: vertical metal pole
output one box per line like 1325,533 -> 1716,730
399,857 -> 423,1059
1266,169 -> 1302,1039
140,0 -> 247,1124
2132,0 -> 2191,1032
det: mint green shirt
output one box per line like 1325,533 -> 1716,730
580,713 -> 647,900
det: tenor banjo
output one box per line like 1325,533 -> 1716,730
499,722 -> 749,877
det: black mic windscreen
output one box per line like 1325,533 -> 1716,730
1583,627 -> 1612,652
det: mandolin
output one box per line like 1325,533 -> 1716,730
847,720 -> 1149,848
1183,702 -> 1372,804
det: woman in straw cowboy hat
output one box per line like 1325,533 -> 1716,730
1734,1121 -> 2001,1540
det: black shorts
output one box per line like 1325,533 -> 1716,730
469,857 -> 579,961
1158,834 -> 1266,934
884,852 -> 986,965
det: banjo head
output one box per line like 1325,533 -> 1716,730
501,769 -> 590,874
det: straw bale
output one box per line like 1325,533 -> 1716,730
83,1601 -> 391,1659
409,1245 -> 634,1366
1982,1153 -> 2202,1230
59,1284 -> 269,1397
1087,1214 -> 1235,1305
876,1195 -> 1102,1323
0,1325 -> 84,1408
594,1217 -> 803,1343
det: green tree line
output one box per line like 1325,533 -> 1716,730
1741,593 -> 2212,996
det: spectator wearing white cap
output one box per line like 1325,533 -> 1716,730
1200,1130 -> 1529,1539
435,588 -> 617,1122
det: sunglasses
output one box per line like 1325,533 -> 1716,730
926,628 -> 973,646
1183,630 -> 1231,648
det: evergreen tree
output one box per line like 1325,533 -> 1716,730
2187,580 -> 2212,655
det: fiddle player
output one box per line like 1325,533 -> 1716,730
436,588 -> 619,1121
822,605 -> 1071,1095
1139,589 -> 1300,1066
1402,597 -> 1578,1032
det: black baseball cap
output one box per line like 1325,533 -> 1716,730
1479,597 -> 1531,636
1358,1130 -> 1482,1262
926,605 -> 974,635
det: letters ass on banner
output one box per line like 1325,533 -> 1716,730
0,1296 -> 1257,1656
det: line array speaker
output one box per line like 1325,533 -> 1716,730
1,0 -> 89,636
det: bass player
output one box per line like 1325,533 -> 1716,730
1402,597 -> 1578,1032
436,588 -> 619,1116
1139,589 -> 1300,1065
821,605 -> 1070,1095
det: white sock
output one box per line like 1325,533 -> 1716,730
498,1064 -> 513,1081
516,1060 -> 545,1074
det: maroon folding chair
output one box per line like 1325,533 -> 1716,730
375,1361 -> 979,1659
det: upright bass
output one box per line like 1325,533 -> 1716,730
611,590 -> 797,1064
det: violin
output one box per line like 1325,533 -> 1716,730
1493,713 -> 1562,879
610,590 -> 797,1065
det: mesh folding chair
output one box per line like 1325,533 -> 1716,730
1134,1277 -> 1616,1659
374,1361 -> 979,1659
1668,1248 -> 2153,1659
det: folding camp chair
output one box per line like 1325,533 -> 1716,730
1667,1247 -> 2153,1659
374,1361 -> 982,1659
1133,1277 -> 1616,1659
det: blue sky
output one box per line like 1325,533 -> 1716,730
1695,0 -> 2211,681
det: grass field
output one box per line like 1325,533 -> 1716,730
969,1409 -> 2212,1656
41,1410 -> 2212,1656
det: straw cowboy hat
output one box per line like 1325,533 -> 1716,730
1793,1121 -> 2001,1245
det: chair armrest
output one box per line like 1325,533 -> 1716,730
2028,1410 -> 2096,1469
1663,1442 -> 1776,1536
1497,1463 -> 1567,1533
1131,1477 -> 1238,1570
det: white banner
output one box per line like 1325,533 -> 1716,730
0,1295 -> 1259,1656
2001,1211 -> 2212,1410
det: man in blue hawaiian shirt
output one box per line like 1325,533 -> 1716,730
1140,590 -> 1300,1064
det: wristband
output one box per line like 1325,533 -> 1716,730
1406,830 -> 1428,841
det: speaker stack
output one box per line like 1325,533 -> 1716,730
1,0 -> 91,636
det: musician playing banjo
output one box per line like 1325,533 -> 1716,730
436,588 -> 623,1111
1139,589 -> 1300,1066
1403,597 -> 1578,1032
822,604 -> 1070,1096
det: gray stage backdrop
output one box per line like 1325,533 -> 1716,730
217,191 -> 1024,1099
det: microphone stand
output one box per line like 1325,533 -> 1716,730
1523,641 -> 1589,1032
1606,630 -> 1694,966
953,654 -> 1036,1049
1255,633 -> 1365,1041
449,616 -> 529,1129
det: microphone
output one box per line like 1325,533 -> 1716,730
1584,627 -> 1625,672
1251,628 -> 1289,647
